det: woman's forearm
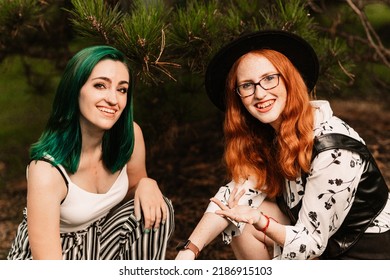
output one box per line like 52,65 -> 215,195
175,212 -> 230,259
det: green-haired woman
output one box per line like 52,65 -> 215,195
7,45 -> 174,260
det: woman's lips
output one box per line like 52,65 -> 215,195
255,99 -> 275,112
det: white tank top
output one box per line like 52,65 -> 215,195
56,164 -> 128,233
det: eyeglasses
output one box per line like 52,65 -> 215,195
236,74 -> 281,98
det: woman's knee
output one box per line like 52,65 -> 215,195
230,224 -> 271,259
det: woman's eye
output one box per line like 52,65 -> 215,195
94,83 -> 106,89
265,75 -> 276,81
118,87 -> 128,94
241,83 -> 253,89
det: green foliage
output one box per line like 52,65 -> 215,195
259,0 -> 315,35
0,0 -> 42,29
168,0 -> 243,73
116,0 -> 174,83
1,0 -> 388,97
0,0 -> 72,95
0,56 -> 56,185
365,3 -> 390,27
62,0 -> 364,99
0,0 -> 71,60
308,0 -> 389,98
169,0 -> 219,72
68,0 -> 177,85
66,0 -> 124,44
315,37 -> 355,97
0,0 -> 45,60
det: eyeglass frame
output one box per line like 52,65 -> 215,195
235,73 -> 281,98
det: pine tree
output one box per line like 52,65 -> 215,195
0,0 -> 73,91
1,0 -> 388,99
64,0 -> 359,93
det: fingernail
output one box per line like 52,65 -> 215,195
153,228 -> 158,232
143,228 -> 151,234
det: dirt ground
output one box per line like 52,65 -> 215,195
0,98 -> 389,260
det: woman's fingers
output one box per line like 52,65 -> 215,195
134,196 -> 141,221
228,187 -> 246,208
210,197 -> 229,210
144,199 -> 168,232
215,209 -> 248,223
160,201 -> 168,226
142,206 -> 153,232
153,200 -> 168,230
228,187 -> 238,206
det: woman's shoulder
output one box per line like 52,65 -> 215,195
27,159 -> 68,189
133,121 -> 142,135
314,117 -> 364,144
132,121 -> 145,149
311,100 -> 363,142
26,159 -> 68,209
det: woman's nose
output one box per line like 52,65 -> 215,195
253,84 -> 267,100
105,90 -> 118,105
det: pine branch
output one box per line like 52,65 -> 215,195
66,0 -> 124,44
0,0 -> 45,50
113,0 -> 179,85
169,0 -> 250,73
66,0 -> 181,85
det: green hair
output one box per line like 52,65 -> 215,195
30,45 -> 135,173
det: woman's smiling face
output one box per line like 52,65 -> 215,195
78,59 -> 129,133
236,52 -> 287,131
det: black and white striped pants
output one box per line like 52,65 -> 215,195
7,197 -> 174,260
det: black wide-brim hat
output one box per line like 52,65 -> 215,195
205,30 -> 319,111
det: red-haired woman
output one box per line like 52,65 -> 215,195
175,30 -> 390,260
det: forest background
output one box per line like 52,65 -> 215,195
0,0 -> 389,260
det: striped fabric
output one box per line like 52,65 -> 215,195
7,197 -> 174,260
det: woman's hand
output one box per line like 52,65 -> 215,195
134,177 -> 167,232
210,186 -> 261,225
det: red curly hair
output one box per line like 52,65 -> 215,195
224,49 -> 314,198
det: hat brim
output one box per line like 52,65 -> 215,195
205,30 -> 319,111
